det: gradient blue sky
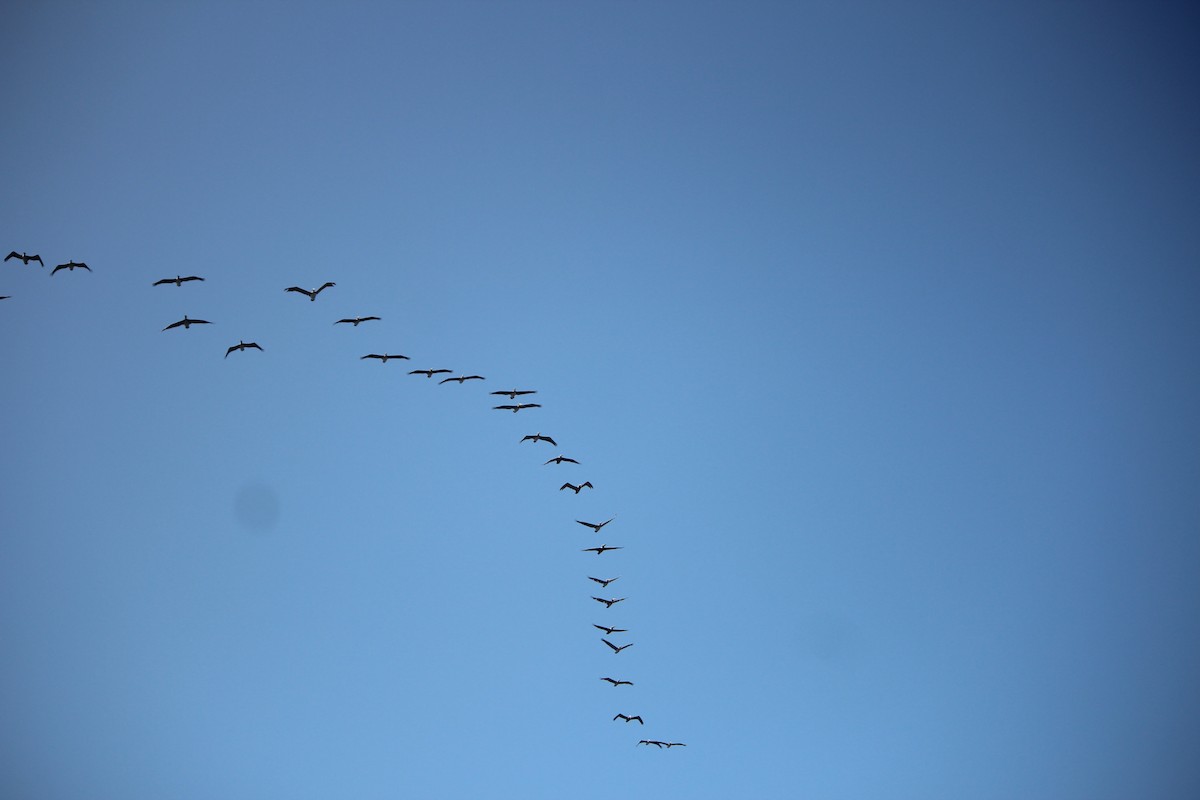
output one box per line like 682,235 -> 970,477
2,2 -> 1199,798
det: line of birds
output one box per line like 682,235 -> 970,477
5,248 -> 686,751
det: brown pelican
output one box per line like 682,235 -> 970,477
576,517 -> 614,533
601,677 -> 634,687
361,353 -> 409,362
490,389 -> 537,399
153,275 -> 204,286
520,432 -> 556,446
593,624 -> 627,635
162,315 -> 212,331
582,545 -> 622,555
51,260 -> 90,275
494,403 -> 541,413
544,455 -> 579,465
225,340 -> 263,358
602,638 -> 633,654
638,740 -> 665,748
439,374 -> 485,384
613,714 -> 644,725
285,282 -> 335,300
409,368 -> 453,378
592,596 -> 625,608
5,251 -> 43,266
560,481 -> 593,494
334,316 -> 380,326
588,576 -> 619,588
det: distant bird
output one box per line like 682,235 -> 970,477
225,340 -> 263,358
494,403 -> 541,413
0,295 -> 10,300
361,353 -> 409,362
576,517 -> 614,533
583,545 -> 622,555
334,316 -> 380,326
439,374 -> 485,384
153,275 -> 204,286
588,576 -> 619,588
285,282 -> 335,301
592,596 -> 626,608
544,455 -> 579,465
521,432 -> 556,446
601,677 -> 634,687
638,740 -> 665,748
409,368 -> 453,378
664,742 -> 688,748
5,251 -> 42,266
593,624 -> 628,635
560,481 -> 594,494
613,714 -> 644,725
162,315 -> 212,331
602,638 -> 633,654
51,260 -> 90,275
490,389 -> 537,400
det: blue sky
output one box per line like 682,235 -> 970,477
2,1 -> 1198,798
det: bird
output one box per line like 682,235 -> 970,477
544,455 -> 579,465
521,432 -> 556,446
285,282 -> 335,301
593,624 -> 628,635
601,677 -> 634,687
664,742 -> 688,748
560,481 -> 594,494
592,596 -> 626,608
583,545 -> 622,555
409,368 -> 453,378
576,517 -> 614,533
588,576 -> 619,588
490,389 -> 537,399
613,714 -> 644,725
162,315 -> 212,331
225,340 -> 263,358
5,251 -> 43,266
439,374 -> 485,384
0,295 -> 10,300
334,316 -> 380,326
494,403 -> 541,413
361,353 -> 409,362
602,638 -> 633,654
638,740 -> 665,748
153,275 -> 204,286
51,260 -> 90,275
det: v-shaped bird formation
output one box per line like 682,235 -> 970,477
2,246 -> 687,752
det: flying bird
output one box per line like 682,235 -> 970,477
601,677 -> 634,687
560,481 -> 594,494
520,432 -> 556,446
613,714 -> 644,725
225,340 -> 263,358
576,517 -> 615,533
285,282 -> 335,300
51,260 -> 90,275
490,389 -> 537,399
162,315 -> 212,331
439,374 -> 485,384
409,368 -> 453,378
544,455 -> 579,465
153,275 -> 204,286
593,624 -> 627,635
602,638 -> 633,654
592,596 -> 626,608
5,251 -> 43,266
582,545 -> 622,555
638,740 -> 665,748
588,576 -> 619,588
334,316 -> 380,326
494,403 -> 541,413
361,353 -> 409,362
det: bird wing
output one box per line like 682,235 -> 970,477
588,577 -> 605,585
603,639 -> 619,652
334,318 -> 354,324
33,256 -> 43,265
286,287 -> 312,296
50,265 -> 65,275
184,276 -> 204,282
79,263 -> 91,271
162,319 -> 184,330
363,354 -> 382,360
439,376 -> 458,384
602,677 -> 617,684
631,716 -> 643,724
316,282 -> 335,292
363,316 -> 381,321
249,343 -> 262,351
560,483 -> 574,491
224,345 -> 236,358
576,520 -> 597,530
4,252 -> 16,261
152,278 -> 170,285
464,375 -> 484,381
581,482 -> 594,489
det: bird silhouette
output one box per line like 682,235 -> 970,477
582,545 -> 622,555
588,576 -> 619,588
560,481 -> 594,494
225,340 -> 263,358
162,315 -> 212,331
544,455 -> 579,465
51,260 -> 90,275
439,374 -> 485,384
490,389 -> 537,399
521,432 -> 556,446
592,596 -> 626,608
361,353 -> 409,362
576,517 -> 614,533
5,251 -> 42,266
602,638 -> 633,654
334,316 -> 380,326
409,368 -> 453,378
613,714 -> 644,725
494,403 -> 541,413
153,275 -> 204,286
285,282 -> 335,300
593,624 -> 628,635
601,677 -> 634,687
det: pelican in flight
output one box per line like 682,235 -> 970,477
544,455 -> 579,465
593,624 -> 627,635
576,517 -> 614,533
439,374 -> 485,384
409,368 -> 453,378
491,389 -> 537,400
601,677 -> 633,687
592,596 -> 626,608
5,251 -> 42,266
51,260 -> 90,275
521,432 -> 556,446
588,576 -> 619,588
362,353 -> 409,362
153,275 -> 204,286
163,315 -> 212,331
494,403 -> 541,413
560,481 -> 593,494
225,340 -> 263,358
602,638 -> 633,654
334,316 -> 380,326
582,545 -> 622,555
613,714 -> 644,725
286,282 -> 335,300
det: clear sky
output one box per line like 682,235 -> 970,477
2,2 -> 1198,798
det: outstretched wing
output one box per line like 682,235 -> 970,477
224,345 -> 237,358
315,281 -> 336,293
162,319 -> 184,331
152,278 -> 171,286
286,287 -> 313,297
4,251 -> 17,261
602,638 -> 619,652
50,265 -> 66,275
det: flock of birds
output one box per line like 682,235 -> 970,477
4,248 -> 686,752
